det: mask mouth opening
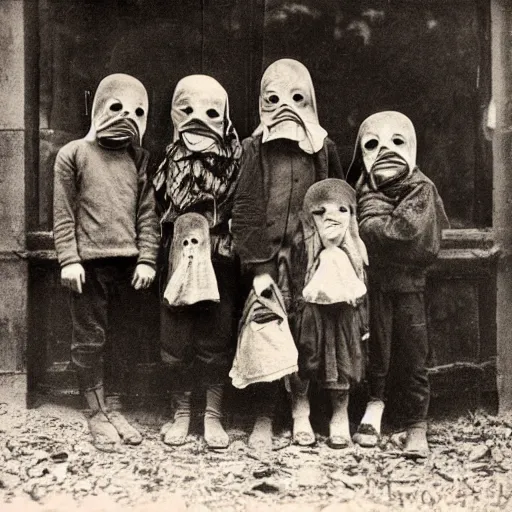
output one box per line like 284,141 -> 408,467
179,119 -> 223,139
178,119 -> 225,153
264,105 -> 304,127
96,118 -> 140,149
369,151 -> 409,190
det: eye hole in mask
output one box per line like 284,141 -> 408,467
312,207 -> 326,216
135,107 -> 145,117
339,206 -> 348,213
110,102 -> 123,112
293,93 -> 304,102
364,139 -> 379,150
183,240 -> 189,246
393,137 -> 405,146
206,109 -> 220,119
268,94 -> 279,104
182,106 -> 193,115
191,238 -> 199,245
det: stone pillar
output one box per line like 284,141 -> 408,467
492,0 -> 512,413
0,1 -> 27,372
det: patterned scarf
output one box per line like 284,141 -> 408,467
153,133 -> 241,228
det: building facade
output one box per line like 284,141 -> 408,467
1,0 -> 511,412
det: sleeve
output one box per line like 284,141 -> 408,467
358,182 -> 437,245
325,138 -> 344,179
53,144 -> 81,268
231,138 -> 276,278
136,152 -> 161,268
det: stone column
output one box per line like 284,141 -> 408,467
0,1 -> 27,373
492,0 -> 512,413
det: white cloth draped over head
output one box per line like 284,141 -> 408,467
301,179 -> 368,305
171,74 -> 237,155
163,213 -> 220,307
85,73 -> 148,147
347,111 -> 417,190
253,58 -> 327,155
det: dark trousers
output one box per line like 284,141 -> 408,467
160,262 -> 239,390
368,289 -> 430,426
69,257 -> 139,391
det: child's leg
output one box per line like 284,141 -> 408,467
96,260 -> 146,446
159,306 -> 195,446
329,389 -> 351,448
248,382 -> 278,451
197,263 -> 237,448
204,384 -> 229,448
353,287 -> 392,447
162,390 -> 192,446
290,374 -> 315,446
70,263 -> 121,451
394,292 -> 430,456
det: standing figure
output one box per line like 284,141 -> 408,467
153,75 -> 242,449
291,179 -> 368,448
53,74 -> 159,451
231,59 -> 343,450
349,111 -> 449,457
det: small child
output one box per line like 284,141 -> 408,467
153,75 -> 242,449
291,179 -> 368,448
349,111 -> 449,457
53,74 -> 160,451
231,59 -> 343,450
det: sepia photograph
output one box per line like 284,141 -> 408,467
0,0 -> 511,510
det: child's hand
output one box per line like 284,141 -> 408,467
61,263 -> 85,294
132,264 -> 156,290
253,273 -> 274,297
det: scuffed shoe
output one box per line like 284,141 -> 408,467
87,411 -> 122,453
403,424 -> 429,459
293,416 -> 316,446
107,410 -> 142,445
248,416 -> 273,452
352,423 -> 380,448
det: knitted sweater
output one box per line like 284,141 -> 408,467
53,139 -> 159,268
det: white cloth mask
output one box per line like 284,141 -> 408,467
171,75 -> 235,155
86,73 -> 148,149
163,213 -> 219,307
348,111 -> 416,190
303,246 -> 367,306
255,59 -> 327,154
302,179 -> 368,305
310,202 -> 350,248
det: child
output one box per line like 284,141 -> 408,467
153,75 -> 242,449
53,74 -> 160,451
231,58 -> 343,450
349,111 -> 449,457
291,179 -> 368,448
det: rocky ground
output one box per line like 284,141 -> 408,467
1,378 -> 512,512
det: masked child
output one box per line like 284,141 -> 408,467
53,74 -> 159,452
153,75 -> 242,449
231,59 -> 343,450
291,179 -> 368,448
349,111 -> 449,457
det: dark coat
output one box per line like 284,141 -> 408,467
231,135 -> 343,277
357,168 -> 449,291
